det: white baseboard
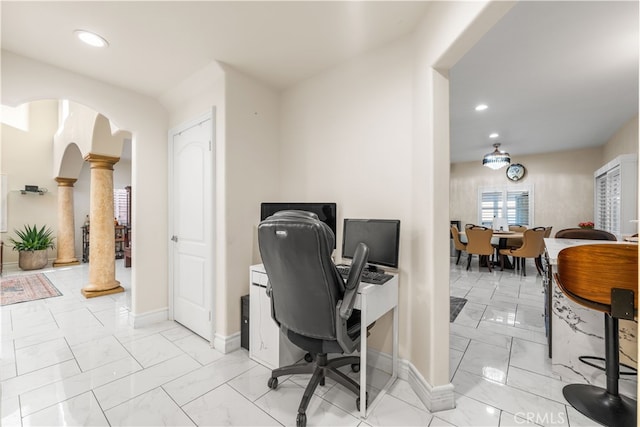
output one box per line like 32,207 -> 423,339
214,331 -> 241,353
128,308 -> 169,328
365,348 -> 454,412
407,362 -> 455,412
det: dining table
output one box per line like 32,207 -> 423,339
459,230 -> 524,269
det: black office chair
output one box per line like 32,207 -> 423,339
258,210 -> 369,427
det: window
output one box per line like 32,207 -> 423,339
595,166 -> 621,235
113,188 -> 130,226
478,185 -> 533,227
593,154 -> 637,239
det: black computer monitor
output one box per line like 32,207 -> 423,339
260,202 -> 338,247
342,218 -> 400,270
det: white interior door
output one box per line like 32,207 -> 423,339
170,113 -> 214,340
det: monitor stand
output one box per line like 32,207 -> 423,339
365,264 -> 384,273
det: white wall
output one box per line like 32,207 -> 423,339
223,66 -> 280,336
1,100 -> 59,264
450,147 -> 603,234
603,114 -> 639,164
280,36 -> 413,356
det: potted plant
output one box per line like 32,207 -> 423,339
8,224 -> 55,270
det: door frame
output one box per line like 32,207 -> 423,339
168,108 -> 216,344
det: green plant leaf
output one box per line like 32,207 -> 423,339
9,224 -> 56,251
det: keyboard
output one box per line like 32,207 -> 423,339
336,265 -> 392,285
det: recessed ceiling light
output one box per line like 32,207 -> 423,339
475,104 -> 488,111
489,133 -> 499,138
74,30 -> 109,48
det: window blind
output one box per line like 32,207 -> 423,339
595,166 -> 621,235
480,191 -> 502,227
478,186 -> 533,227
507,190 -> 529,226
114,189 -> 129,226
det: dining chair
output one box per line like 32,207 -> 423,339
499,227 -> 546,276
554,228 -> 616,241
533,226 -> 553,273
465,226 -> 494,272
450,225 -> 467,265
505,224 -> 527,251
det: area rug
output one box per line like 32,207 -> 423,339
450,296 -> 468,322
1,273 -> 62,306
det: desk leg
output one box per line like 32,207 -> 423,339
359,297 -> 368,419
392,306 -> 398,379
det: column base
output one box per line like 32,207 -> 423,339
53,259 -> 80,267
82,285 -> 125,299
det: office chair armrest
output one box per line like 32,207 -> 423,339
345,242 -> 369,290
340,242 -> 369,319
336,298 -> 360,353
336,243 -> 369,353
339,286 -> 359,320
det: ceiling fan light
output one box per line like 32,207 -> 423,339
482,143 -> 511,170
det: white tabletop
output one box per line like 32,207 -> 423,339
543,237 -> 630,265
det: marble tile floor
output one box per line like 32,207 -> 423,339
0,259 -> 635,426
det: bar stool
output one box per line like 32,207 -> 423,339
554,243 -> 637,427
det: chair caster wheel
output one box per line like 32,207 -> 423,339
267,377 -> 278,389
296,412 -> 306,427
351,363 -> 360,373
304,353 -> 313,362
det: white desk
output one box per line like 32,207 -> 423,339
249,263 -> 399,419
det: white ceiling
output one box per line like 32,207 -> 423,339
450,1 -> 639,163
2,1 -> 638,163
1,1 -> 429,95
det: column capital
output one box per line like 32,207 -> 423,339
55,177 -> 77,187
84,153 -> 120,170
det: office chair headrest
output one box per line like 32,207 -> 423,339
264,210 -> 334,254
271,210 -> 319,221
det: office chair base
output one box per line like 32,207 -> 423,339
563,384 -> 636,427
269,354 -> 361,427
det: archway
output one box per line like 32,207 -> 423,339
2,52 -> 169,323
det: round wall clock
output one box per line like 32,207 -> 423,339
506,163 -> 526,181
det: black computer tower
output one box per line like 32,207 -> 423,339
240,294 -> 250,350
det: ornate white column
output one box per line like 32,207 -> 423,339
53,177 -> 80,267
81,154 -> 123,298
